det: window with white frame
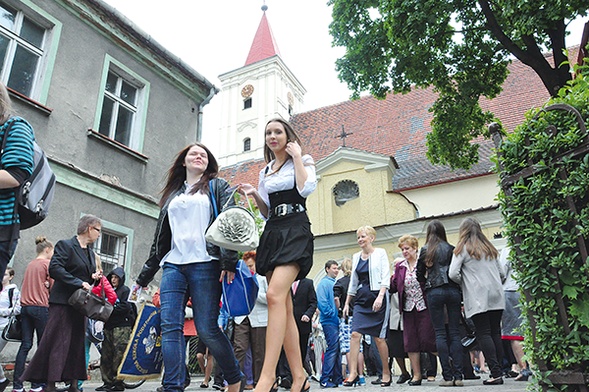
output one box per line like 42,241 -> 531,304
98,64 -> 148,151
243,137 -> 251,152
0,1 -> 52,98
94,229 -> 127,276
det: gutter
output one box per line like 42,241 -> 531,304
196,86 -> 218,142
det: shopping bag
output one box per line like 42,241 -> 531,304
118,303 -> 163,380
221,259 -> 259,317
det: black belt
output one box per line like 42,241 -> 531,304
270,203 -> 306,217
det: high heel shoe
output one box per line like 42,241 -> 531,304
300,380 -> 311,392
380,376 -> 392,387
342,376 -> 360,387
271,378 -> 280,392
408,379 -> 422,386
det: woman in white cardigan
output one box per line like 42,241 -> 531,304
343,226 -> 391,387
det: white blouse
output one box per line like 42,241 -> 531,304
162,188 -> 214,265
258,154 -> 317,209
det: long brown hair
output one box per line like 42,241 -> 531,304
263,118 -> 303,163
454,218 -> 499,260
160,143 -> 218,207
424,220 -> 448,268
0,83 -> 14,124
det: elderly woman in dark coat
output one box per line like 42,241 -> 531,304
22,215 -> 103,392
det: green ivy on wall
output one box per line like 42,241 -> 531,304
496,59 -> 589,388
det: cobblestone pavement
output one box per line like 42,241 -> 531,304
79,374 -> 532,392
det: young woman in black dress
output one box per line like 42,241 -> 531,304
239,118 -> 317,392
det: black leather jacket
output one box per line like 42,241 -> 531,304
136,178 -> 238,287
416,241 -> 459,290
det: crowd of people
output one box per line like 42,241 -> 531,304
0,102 -> 531,392
283,220 -> 531,389
0,216 -> 136,392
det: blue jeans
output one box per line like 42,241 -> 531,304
13,305 -> 49,389
426,285 -> 463,381
160,262 -> 241,392
320,322 -> 343,385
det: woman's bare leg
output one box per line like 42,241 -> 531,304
346,332 -> 362,381
282,282 -> 309,392
357,352 -> 365,377
374,337 -> 391,382
204,352 -> 214,384
255,265 -> 300,392
408,352 -> 422,381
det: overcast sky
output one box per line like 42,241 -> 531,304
101,0 -> 587,137
101,0 -> 352,109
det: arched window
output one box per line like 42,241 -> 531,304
332,180 -> 360,206
243,138 -> 251,152
243,98 -> 252,109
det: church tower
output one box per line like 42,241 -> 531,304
216,4 -> 306,167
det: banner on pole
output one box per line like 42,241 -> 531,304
118,303 -> 163,380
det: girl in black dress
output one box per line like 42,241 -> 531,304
239,118 -> 316,392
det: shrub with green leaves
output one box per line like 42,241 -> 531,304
496,60 -> 589,386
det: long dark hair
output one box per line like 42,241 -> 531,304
263,118 -> 303,163
454,218 -> 499,260
160,143 -> 218,207
424,219 -> 448,268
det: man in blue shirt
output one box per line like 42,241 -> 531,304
316,260 -> 343,388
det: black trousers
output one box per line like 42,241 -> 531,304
471,310 -> 504,379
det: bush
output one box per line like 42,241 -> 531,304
496,59 -> 589,388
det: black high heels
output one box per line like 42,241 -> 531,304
300,380 -> 311,392
408,379 -> 422,386
271,378 -> 280,392
380,376 -> 392,387
343,375 -> 360,387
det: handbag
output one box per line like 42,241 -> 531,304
2,312 -> 22,342
221,259 -> 260,317
205,183 -> 259,252
460,311 -> 478,350
2,287 -> 22,341
68,282 -> 114,322
86,318 -> 105,344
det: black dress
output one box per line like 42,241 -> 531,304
256,186 -> 314,281
351,258 -> 389,338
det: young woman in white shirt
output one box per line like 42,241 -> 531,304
135,143 -> 242,392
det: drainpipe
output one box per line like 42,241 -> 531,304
196,86 -> 218,142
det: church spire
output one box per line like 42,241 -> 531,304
244,4 -> 281,66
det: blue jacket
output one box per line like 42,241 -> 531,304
317,276 -> 338,326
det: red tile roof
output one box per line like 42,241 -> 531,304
244,13 -> 281,66
221,54 -> 569,190
220,159 -> 266,189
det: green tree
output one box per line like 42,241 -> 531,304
328,0 -> 588,169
